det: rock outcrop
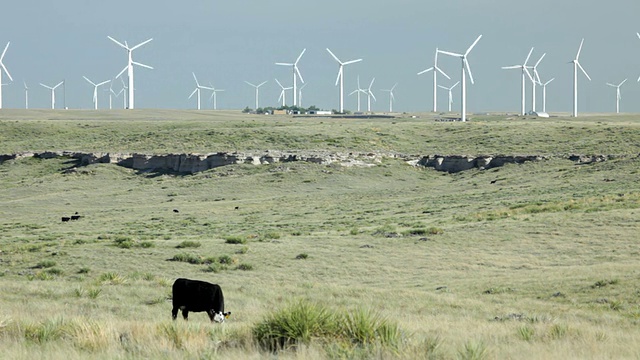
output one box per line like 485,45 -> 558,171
0,150 -> 632,174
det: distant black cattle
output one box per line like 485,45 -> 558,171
70,215 -> 81,220
61,217 -> 70,222
172,278 -> 230,323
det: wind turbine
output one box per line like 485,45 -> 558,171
438,35 -> 482,122
275,48 -> 305,107
108,36 -> 153,109
298,83 -> 307,108
570,38 -> 591,117
366,78 -> 376,112
417,48 -> 450,112
380,83 -> 397,112
540,78 -> 554,113
529,53 -> 546,113
40,81 -> 64,109
637,33 -> 640,82
275,79 -> 292,107
0,41 -> 13,109
349,76 -> 367,112
326,48 -> 362,113
188,72 -> 213,110
208,83 -> 225,110
502,47 -> 534,116
83,76 -> 110,110
24,81 -> 29,109
606,79 -> 627,114
245,80 -> 267,109
438,81 -> 460,112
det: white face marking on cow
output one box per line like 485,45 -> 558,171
213,312 -> 225,323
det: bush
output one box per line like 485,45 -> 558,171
204,263 -> 226,273
218,255 -> 235,265
224,236 -> 246,244
236,263 -> 254,271
34,260 -> 56,269
98,272 -> 127,285
170,253 -> 202,264
176,240 -> 201,249
236,246 -> 249,254
253,300 -> 401,352
295,253 -> 309,260
263,232 -> 281,240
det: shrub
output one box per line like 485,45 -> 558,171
170,253 -> 202,264
224,235 -> 246,244
236,263 -> 254,271
87,288 -> 102,299
138,241 -> 154,248
45,268 -> 64,276
340,308 -> 400,348
218,255 -> 235,265
78,267 -> 91,274
204,263 -> 226,273
236,246 -> 249,254
98,272 -> 127,285
263,232 -> 281,240
295,253 -> 309,260
176,240 -> 201,249
34,260 -> 56,269
458,340 -> 489,360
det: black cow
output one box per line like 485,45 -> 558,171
171,278 -> 230,323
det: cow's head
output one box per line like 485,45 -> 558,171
213,311 -> 231,323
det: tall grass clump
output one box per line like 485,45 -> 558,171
224,235 -> 246,244
253,300 -> 401,354
176,240 -> 201,249
253,300 -> 337,351
458,340 -> 489,360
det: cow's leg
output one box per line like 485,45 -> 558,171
207,309 -> 215,322
182,309 -> 189,320
171,307 -> 178,320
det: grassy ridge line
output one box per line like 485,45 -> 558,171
1,110 -> 640,155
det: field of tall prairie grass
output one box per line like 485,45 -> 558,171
1,110 -> 639,359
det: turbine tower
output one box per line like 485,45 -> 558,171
276,48 -> 305,107
380,83 -> 397,112
40,81 -> 64,109
438,35 -> 482,122
529,53 -> 546,113
606,79 -> 627,114
326,48 -> 362,113
83,76 -> 110,110
245,80 -> 267,109
188,72 -> 213,110
366,78 -> 376,112
208,83 -> 225,110
570,38 -> 591,117
108,36 -> 153,109
275,79 -> 292,107
0,42 -> 13,109
349,76 -> 367,112
502,47 -> 534,116
298,83 -> 307,108
417,48 -> 450,112
24,81 -> 29,109
438,81 -> 460,112
540,78 -> 554,113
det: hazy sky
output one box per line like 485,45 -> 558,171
1,0 -> 640,113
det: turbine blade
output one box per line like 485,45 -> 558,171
189,88 -> 197,99
524,67 -> 534,82
275,78 -> 283,88
40,83 -> 52,89
107,36 -> 127,49
452,81 -> 460,89
132,61 -> 153,70
436,66 -> 451,79
534,53 -> 546,67
417,67 -> 433,75
192,72 -> 200,86
437,85 -> 448,90
295,65 -> 304,83
464,35 -> 483,56
0,42 -> 9,61
524,47 -> 534,66
54,81 -> 64,89
545,78 -> 555,86
116,66 -> 128,79
619,78 -> 628,86
349,89 -> 358,96
83,76 -> 95,86
343,59 -> 363,65
335,67 -> 342,86
533,69 -> 541,84
326,48 -> 341,63
257,81 -> 268,87
370,92 -> 377,101
502,65 -> 521,69
295,48 -> 306,64
391,83 -> 397,91
275,62 -> 293,66
368,77 -> 375,90
130,38 -> 153,51
576,61 -> 591,81
96,80 -> 111,87
1,63 -> 13,82
245,81 -> 256,87
438,50 -> 462,58
576,38 -> 584,59
465,58 -> 475,84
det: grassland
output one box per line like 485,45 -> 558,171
1,110 -> 639,359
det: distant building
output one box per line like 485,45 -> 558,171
307,110 -> 332,115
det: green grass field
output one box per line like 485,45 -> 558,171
1,110 -> 639,359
